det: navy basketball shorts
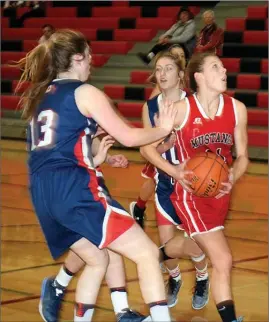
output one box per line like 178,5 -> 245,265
155,181 -> 183,229
30,166 -> 135,259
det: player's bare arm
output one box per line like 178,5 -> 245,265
75,84 -> 176,148
217,99 -> 249,198
231,99 -> 249,183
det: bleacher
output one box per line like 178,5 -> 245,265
1,1 -> 268,161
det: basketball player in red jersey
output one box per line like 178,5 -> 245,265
141,51 -> 249,322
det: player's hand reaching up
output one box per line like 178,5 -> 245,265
158,99 -> 177,134
215,168 -> 234,199
93,135 -> 115,167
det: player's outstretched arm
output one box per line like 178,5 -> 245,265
75,84 -> 177,148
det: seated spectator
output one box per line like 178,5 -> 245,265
3,1 -> 22,9
38,24 -> 55,44
14,1 -> 45,27
195,10 -> 224,56
137,7 -> 196,65
4,0 -> 39,8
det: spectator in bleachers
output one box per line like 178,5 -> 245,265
14,1 -> 45,27
137,7 -> 196,65
3,1 -> 21,9
195,10 -> 224,56
4,0 -> 39,9
38,24 -> 55,44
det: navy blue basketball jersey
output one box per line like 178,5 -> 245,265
27,79 -> 98,174
147,91 -> 186,187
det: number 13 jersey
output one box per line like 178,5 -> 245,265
174,93 -> 237,167
27,79 -> 98,174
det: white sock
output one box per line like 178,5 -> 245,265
148,52 -> 155,59
150,303 -> 171,322
167,265 -> 181,282
74,304 -> 94,322
55,266 -> 73,287
195,264 -> 209,281
110,289 -> 129,314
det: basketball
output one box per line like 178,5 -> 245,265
186,152 -> 229,198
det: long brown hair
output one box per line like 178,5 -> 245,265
148,51 -> 185,86
185,51 -> 217,93
12,29 -> 88,120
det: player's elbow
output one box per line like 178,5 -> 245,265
119,138 -> 134,148
118,132 -> 137,148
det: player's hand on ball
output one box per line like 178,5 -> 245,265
174,159 -> 194,193
215,168 -> 234,199
107,154 -> 128,168
158,99 -> 177,134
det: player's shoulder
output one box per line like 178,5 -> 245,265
223,93 -> 246,108
232,98 -> 246,110
75,83 -> 104,96
75,83 -> 107,105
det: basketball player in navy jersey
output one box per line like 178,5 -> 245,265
15,30 -> 178,322
141,51 -> 249,322
139,51 -> 210,310
130,44 -> 188,228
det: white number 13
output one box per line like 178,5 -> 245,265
30,110 -> 56,151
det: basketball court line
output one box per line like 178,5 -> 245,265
1,287 -> 33,296
233,267 -> 268,275
1,240 -> 46,244
1,224 -> 39,227
2,262 -> 63,274
224,236 -> 267,244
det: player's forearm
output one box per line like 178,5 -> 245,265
232,155 -> 249,183
123,127 -> 169,147
93,155 -> 103,167
140,145 -> 176,178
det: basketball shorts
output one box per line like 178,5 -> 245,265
171,183 -> 230,237
30,166 -> 135,259
155,182 -> 183,228
141,162 -> 156,179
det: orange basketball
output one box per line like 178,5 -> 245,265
186,152 -> 229,198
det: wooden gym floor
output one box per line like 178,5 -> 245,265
1,140 -> 268,322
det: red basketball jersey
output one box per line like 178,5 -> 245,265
174,93 -> 237,167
